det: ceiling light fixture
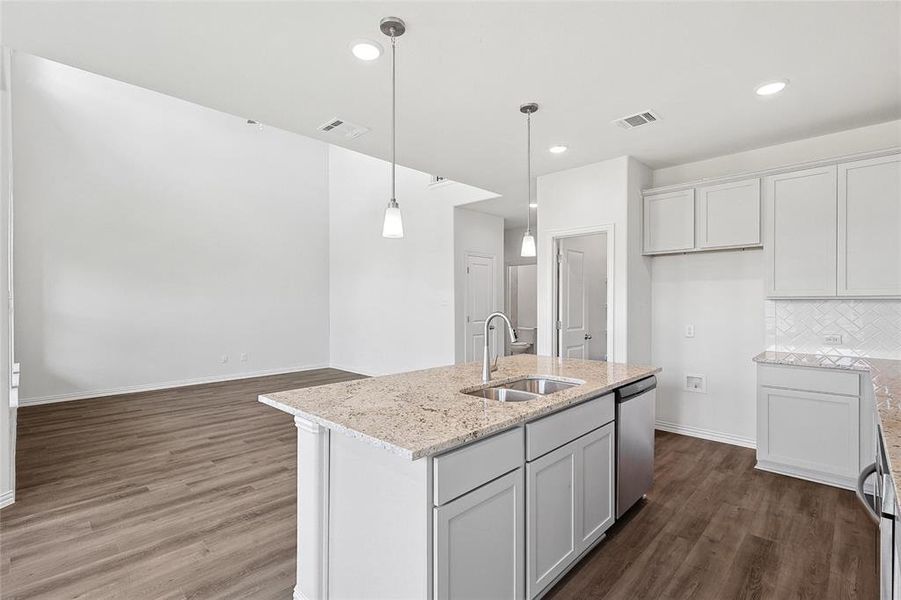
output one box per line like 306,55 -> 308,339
756,80 -> 788,96
351,40 -> 383,61
520,103 -> 539,258
381,17 -> 406,238
549,145 -> 568,154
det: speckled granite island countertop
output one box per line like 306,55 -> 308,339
753,351 -> 901,493
260,355 -> 660,460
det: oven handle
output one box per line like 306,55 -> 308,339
856,462 -> 880,525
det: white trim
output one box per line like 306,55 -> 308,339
655,419 -> 756,449
548,224 -> 615,361
756,459 -> 855,491
326,363 -> 381,378
17,363 -> 333,406
0,490 -> 13,509
643,147 -> 901,195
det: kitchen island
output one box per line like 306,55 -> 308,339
260,355 -> 660,600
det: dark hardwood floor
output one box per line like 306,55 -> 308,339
0,371 -> 877,599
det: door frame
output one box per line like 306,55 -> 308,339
463,251 -> 497,363
550,224 -> 615,361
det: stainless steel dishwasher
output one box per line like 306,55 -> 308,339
615,376 -> 657,518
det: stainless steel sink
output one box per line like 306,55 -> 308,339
464,377 -> 583,402
464,387 -> 540,402
504,377 -> 580,395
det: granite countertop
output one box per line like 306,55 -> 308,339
753,351 -> 901,493
260,355 -> 660,460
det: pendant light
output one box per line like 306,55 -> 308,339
381,17 -> 406,238
520,103 -> 538,257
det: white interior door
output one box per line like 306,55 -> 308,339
557,234 -> 607,360
465,254 -> 496,362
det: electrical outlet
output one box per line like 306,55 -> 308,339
685,324 -> 695,338
685,374 -> 706,393
824,334 -> 843,345
240,353 -> 248,362
220,355 -> 229,364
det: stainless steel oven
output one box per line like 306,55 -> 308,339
857,424 -> 899,600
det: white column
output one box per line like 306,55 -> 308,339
294,415 -> 330,600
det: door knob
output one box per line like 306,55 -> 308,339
584,333 -> 592,340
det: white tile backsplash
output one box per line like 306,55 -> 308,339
765,299 -> 901,359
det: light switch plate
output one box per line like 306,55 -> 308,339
685,325 -> 695,338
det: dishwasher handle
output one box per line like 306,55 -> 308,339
616,376 -> 657,402
855,462 -> 880,525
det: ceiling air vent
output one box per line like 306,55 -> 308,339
613,110 -> 660,130
317,117 -> 370,139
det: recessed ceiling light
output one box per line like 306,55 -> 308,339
351,40 -> 383,61
756,80 -> 788,96
549,145 -> 568,154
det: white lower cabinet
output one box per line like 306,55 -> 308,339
756,363 -> 868,488
526,422 -> 615,599
434,468 -> 524,600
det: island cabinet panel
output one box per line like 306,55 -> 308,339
525,394 -> 614,461
433,427 -> 524,506
696,177 -> 761,249
434,468 -> 524,600
526,422 -> 616,599
837,154 -> 901,296
764,166 -> 838,297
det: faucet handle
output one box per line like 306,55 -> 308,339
491,354 -> 499,372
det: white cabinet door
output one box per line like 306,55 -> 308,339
757,386 -> 860,483
838,154 -> 901,297
696,178 -> 761,249
435,468 -> 524,600
764,166 -> 838,297
526,424 -> 615,599
576,423 -> 615,551
643,189 -> 695,254
526,441 -> 577,599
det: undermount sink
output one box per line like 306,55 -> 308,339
464,376 -> 583,402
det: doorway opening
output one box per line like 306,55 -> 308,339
505,264 -> 537,355
553,231 -> 613,360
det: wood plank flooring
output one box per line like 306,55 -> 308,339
0,371 -> 878,599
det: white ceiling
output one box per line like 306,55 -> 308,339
4,2 -> 900,226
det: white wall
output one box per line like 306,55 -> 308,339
653,119 -> 901,186
13,53 -> 332,403
652,251 -> 764,447
329,146 -> 497,375
0,46 -> 14,507
649,120 -> 901,447
536,156 -> 649,363
453,207 -> 505,364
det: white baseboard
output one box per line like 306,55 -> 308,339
755,459 -> 857,491
327,363 -> 381,378
0,490 -> 14,509
17,363 -> 333,407
655,419 -> 756,449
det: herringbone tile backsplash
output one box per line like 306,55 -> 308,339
765,300 -> 901,359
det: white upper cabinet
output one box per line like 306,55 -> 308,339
696,178 -> 761,249
764,166 -> 838,297
643,189 -> 695,254
837,154 -> 901,296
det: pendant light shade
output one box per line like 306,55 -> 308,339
381,17 -> 406,238
520,103 -> 539,257
382,199 -> 404,238
520,230 -> 536,257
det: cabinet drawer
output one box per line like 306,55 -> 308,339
758,364 -> 859,396
526,394 -> 614,461
433,427 -> 523,506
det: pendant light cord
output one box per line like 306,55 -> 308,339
391,31 -> 397,203
526,110 -> 532,232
